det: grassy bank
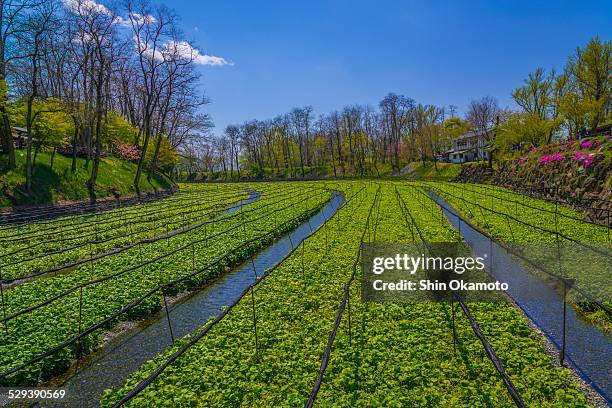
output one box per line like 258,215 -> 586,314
186,161 -> 463,182
0,150 -> 173,210
401,161 -> 462,180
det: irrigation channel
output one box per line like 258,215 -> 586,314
428,191 -> 611,404
39,189 -> 344,407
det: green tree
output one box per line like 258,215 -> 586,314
564,36 -> 611,128
510,68 -> 563,144
443,117 -> 470,138
494,112 -> 563,155
512,68 -> 556,119
8,98 -> 72,170
106,111 -> 137,144
145,136 -> 177,174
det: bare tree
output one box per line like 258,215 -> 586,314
379,93 -> 414,171
10,0 -> 59,190
126,0 -> 176,191
466,96 -> 500,167
0,0 -> 44,168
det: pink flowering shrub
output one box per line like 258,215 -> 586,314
573,151 -> 596,168
538,155 -> 550,164
518,137 -> 608,173
538,153 -> 563,165
113,139 -> 140,161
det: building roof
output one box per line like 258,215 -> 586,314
454,129 -> 491,141
450,149 -> 470,154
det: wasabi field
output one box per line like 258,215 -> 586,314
0,181 -> 609,407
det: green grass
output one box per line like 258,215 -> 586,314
403,161 -> 462,180
0,150 -> 173,210
191,161 -> 400,181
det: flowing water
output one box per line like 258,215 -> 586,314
48,189 -> 344,407
430,192 -> 611,403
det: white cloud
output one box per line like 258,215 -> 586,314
114,15 -> 130,27
128,12 -> 156,25
64,1 -> 231,67
63,0 -> 114,16
62,0 -> 154,27
164,40 -> 232,66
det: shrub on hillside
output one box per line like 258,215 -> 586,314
112,139 -> 139,162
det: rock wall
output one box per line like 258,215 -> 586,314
454,154 -> 611,224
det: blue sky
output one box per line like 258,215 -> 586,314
170,0 -> 611,133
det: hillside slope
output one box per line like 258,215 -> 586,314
0,150 -> 173,210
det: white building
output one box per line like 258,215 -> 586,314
448,130 -> 491,164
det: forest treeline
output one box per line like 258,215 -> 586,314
0,0 -> 609,186
0,0 -> 212,195
184,36 -> 610,180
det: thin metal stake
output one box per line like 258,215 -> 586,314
78,286 -> 83,359
250,286 -> 259,352
89,242 -> 94,275
0,273 -> 8,337
554,200 -> 559,238
325,222 -> 329,250
347,287 -> 352,347
301,241 -> 305,281
451,292 -> 457,355
162,289 -> 175,343
489,237 -> 493,271
288,233 -> 295,250
560,280 -> 567,366
251,258 -> 258,280
191,243 -> 195,273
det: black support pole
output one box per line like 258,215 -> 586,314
250,286 -> 259,352
162,289 -> 175,343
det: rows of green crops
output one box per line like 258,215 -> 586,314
424,181 -> 609,243
1,184 -> 234,234
0,185 -> 249,281
426,181 -> 611,327
101,181 -> 590,407
0,182 -> 330,386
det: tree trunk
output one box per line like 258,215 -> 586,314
134,127 -> 150,193
235,149 -> 241,179
87,109 -> 103,201
329,137 -> 337,178
33,140 -> 40,172
0,108 -> 15,168
50,147 -> 56,169
71,126 -> 78,173
25,96 -> 35,191
148,134 -> 163,182
87,66 -> 106,200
